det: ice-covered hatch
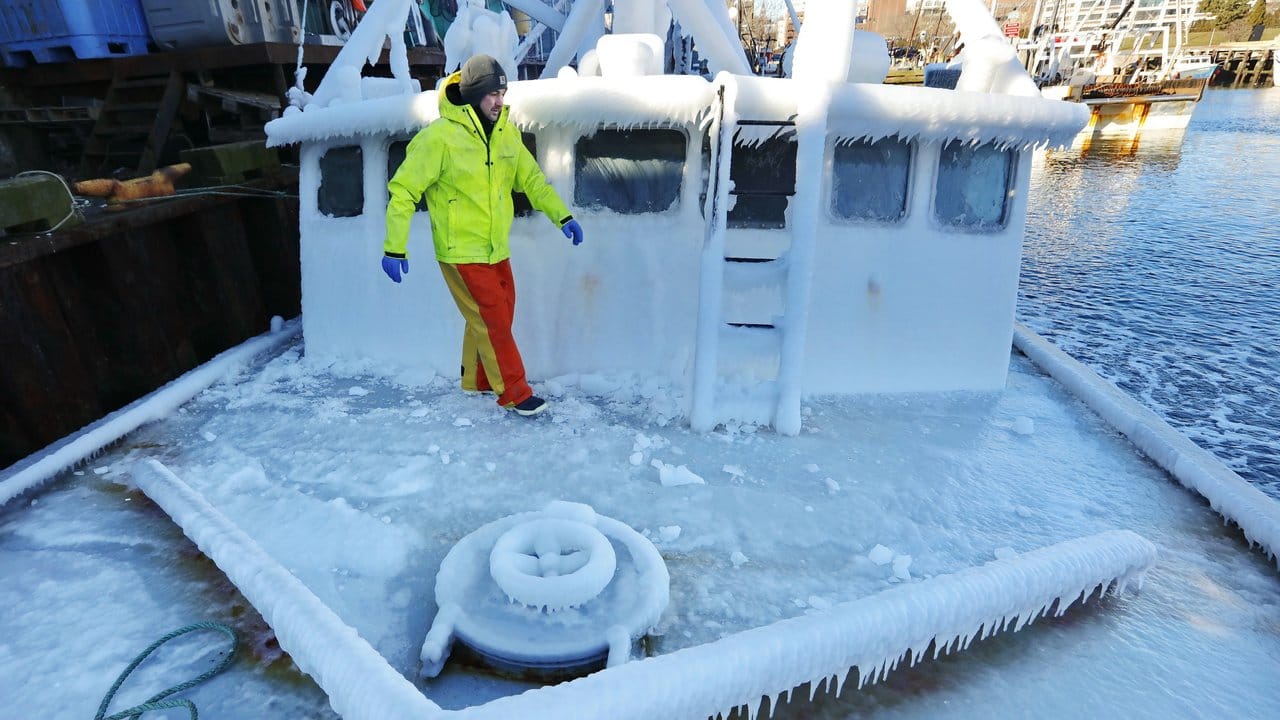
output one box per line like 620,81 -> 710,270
420,500 -> 669,679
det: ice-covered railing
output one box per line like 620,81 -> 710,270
1015,323 -> 1280,569
0,319 -> 300,509
124,457 -> 1158,720
131,459 -> 444,720
457,530 -> 1156,720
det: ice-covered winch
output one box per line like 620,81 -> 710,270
420,501 -> 669,679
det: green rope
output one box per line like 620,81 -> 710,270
94,622 -> 238,720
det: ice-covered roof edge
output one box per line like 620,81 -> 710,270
266,74 -> 1087,151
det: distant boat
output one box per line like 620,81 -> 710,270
1169,55 -> 1218,80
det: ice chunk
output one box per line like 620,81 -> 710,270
868,544 -> 894,565
892,554 -> 913,580
994,546 -> 1018,561
659,525 -> 682,542
453,418 -> 473,427
1012,416 -> 1036,435
730,551 -> 749,568
651,459 -> 705,487
348,386 -> 369,397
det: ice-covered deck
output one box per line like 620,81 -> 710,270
2,330 -> 1278,718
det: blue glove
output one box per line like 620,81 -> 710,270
381,255 -> 409,283
561,219 -> 584,246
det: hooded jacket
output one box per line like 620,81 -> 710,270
384,71 -> 572,264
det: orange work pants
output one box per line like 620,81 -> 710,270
438,259 -> 533,408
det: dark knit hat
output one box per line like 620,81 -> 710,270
459,55 -> 508,103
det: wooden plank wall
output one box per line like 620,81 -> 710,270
0,189 -> 300,469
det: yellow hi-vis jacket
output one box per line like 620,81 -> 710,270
383,71 -> 572,264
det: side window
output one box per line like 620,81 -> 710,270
318,145 -> 363,218
934,140 -> 1016,230
728,122 -> 796,229
830,136 -> 912,223
574,128 -> 685,214
387,139 -> 428,213
513,131 -> 537,218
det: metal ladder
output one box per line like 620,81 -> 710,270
690,82 -> 816,435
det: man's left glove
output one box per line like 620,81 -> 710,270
561,219 -> 584,246
381,255 -> 409,283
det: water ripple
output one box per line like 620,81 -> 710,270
1020,88 -> 1280,499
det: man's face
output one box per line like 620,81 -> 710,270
478,89 -> 505,121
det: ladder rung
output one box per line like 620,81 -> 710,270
720,323 -> 782,361
712,379 -> 779,428
723,257 -> 787,293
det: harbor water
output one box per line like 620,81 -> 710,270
1019,87 -> 1280,500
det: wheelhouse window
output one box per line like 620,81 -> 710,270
387,139 -> 428,213
318,145 -> 363,218
934,140 -> 1016,230
728,122 -> 796,229
574,128 -> 685,214
830,136 -> 912,223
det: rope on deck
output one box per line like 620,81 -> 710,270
95,622 -> 237,720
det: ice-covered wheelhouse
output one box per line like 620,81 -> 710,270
265,0 -> 1086,434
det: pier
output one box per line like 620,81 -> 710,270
1196,42 -> 1275,87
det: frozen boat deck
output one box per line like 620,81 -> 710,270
2,333 -> 1278,718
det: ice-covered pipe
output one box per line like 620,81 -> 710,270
791,0 -> 857,83
0,319 -> 300,508
131,458 -> 1158,720
1014,323 -> 1280,568
456,530 -> 1157,720
665,0 -> 753,76
130,459 -> 445,720
500,0 -> 567,32
946,0 -> 1040,96
539,0 -> 608,78
309,0 -> 418,107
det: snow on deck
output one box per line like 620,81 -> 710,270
2,334 -> 1278,718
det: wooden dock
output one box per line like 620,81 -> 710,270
1195,42 -> 1276,88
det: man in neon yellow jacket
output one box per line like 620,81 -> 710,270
381,54 -> 584,417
